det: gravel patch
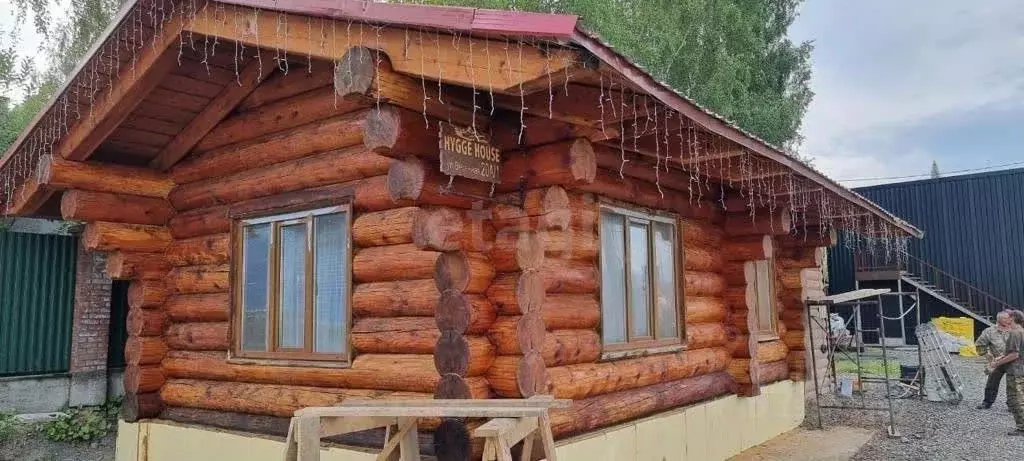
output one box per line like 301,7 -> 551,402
805,349 -> 1024,461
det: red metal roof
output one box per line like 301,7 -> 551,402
216,0 -> 579,38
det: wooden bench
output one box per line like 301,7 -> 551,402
283,397 -> 571,461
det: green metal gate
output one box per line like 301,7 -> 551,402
0,231 -> 78,376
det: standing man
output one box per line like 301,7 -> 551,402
988,310 -> 1024,435
976,311 -> 1015,409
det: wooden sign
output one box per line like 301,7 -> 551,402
439,123 -> 501,184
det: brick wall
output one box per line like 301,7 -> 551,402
69,244 -> 112,373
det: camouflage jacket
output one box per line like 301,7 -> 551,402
976,326 -> 1012,358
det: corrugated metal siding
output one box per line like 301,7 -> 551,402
829,168 -> 1024,308
0,231 -> 78,376
107,281 -> 129,369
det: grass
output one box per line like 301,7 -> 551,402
834,357 -> 901,377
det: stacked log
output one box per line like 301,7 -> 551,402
485,228 -> 549,398
775,246 -> 829,382
58,172 -> 176,421
486,185 -> 599,400
721,212 -> 777,396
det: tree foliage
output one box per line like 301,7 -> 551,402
0,0 -> 124,152
399,0 -> 813,150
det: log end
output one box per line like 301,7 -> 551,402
434,331 -> 471,376
516,352 -> 548,397
412,207 -> 464,251
387,157 -> 426,203
569,138 -> 598,183
435,252 -> 467,293
434,373 -> 473,399
516,270 -> 547,314
122,392 -> 163,422
436,290 -> 472,334
762,235 -> 775,260
363,105 -> 403,153
335,47 -> 379,97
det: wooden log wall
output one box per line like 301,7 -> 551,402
59,164 -> 176,421
59,42 -> 840,442
720,209 -> 792,397
484,186 -> 598,400
775,241 -> 830,384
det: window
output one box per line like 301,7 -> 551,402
752,259 -> 777,339
233,205 -> 351,362
599,205 -> 682,352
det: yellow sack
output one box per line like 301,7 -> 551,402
933,317 -> 977,356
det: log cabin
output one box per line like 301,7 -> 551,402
0,1 -> 922,460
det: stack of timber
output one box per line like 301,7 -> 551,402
777,229 -> 833,381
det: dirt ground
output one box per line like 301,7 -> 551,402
0,424 -> 116,461
739,349 -> 1024,461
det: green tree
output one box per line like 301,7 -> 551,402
930,160 -> 940,179
0,0 -> 124,153
399,0 -> 813,151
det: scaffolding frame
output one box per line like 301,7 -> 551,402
805,288 -> 922,438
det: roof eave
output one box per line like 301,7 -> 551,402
0,0 -> 141,169
570,28 -> 924,239
214,0 -> 579,39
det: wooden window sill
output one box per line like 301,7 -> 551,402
757,334 -> 780,343
600,343 -> 686,362
228,354 -> 351,369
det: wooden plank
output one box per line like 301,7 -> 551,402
147,88 -> 210,112
150,58 -> 275,170
537,413 -> 558,461
160,74 -> 225,98
294,406 -> 552,419
186,4 -> 581,92
808,288 -> 890,305
285,418 -> 298,461
296,416 -> 322,461
320,416 -> 397,438
56,15 -> 184,161
337,398 -> 570,409
474,417 -> 537,446
377,418 -> 417,461
398,418 -> 419,461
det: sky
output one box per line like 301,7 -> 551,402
0,0 -> 52,101
789,0 -> 1024,186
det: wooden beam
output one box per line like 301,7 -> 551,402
6,176 -> 55,216
42,157 -> 174,198
186,4 -> 582,92
334,47 -> 482,128
575,33 -> 923,238
150,58 -> 276,170
56,16 -> 183,161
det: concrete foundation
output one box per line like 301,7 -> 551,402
0,374 -> 72,414
115,380 -> 806,461
0,369 -> 123,414
69,370 -> 109,407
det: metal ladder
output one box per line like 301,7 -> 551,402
915,323 -> 964,404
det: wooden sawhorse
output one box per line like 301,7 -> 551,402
283,397 -> 570,461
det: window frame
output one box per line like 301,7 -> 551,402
598,202 -> 686,356
752,259 -> 779,341
229,204 -> 353,364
